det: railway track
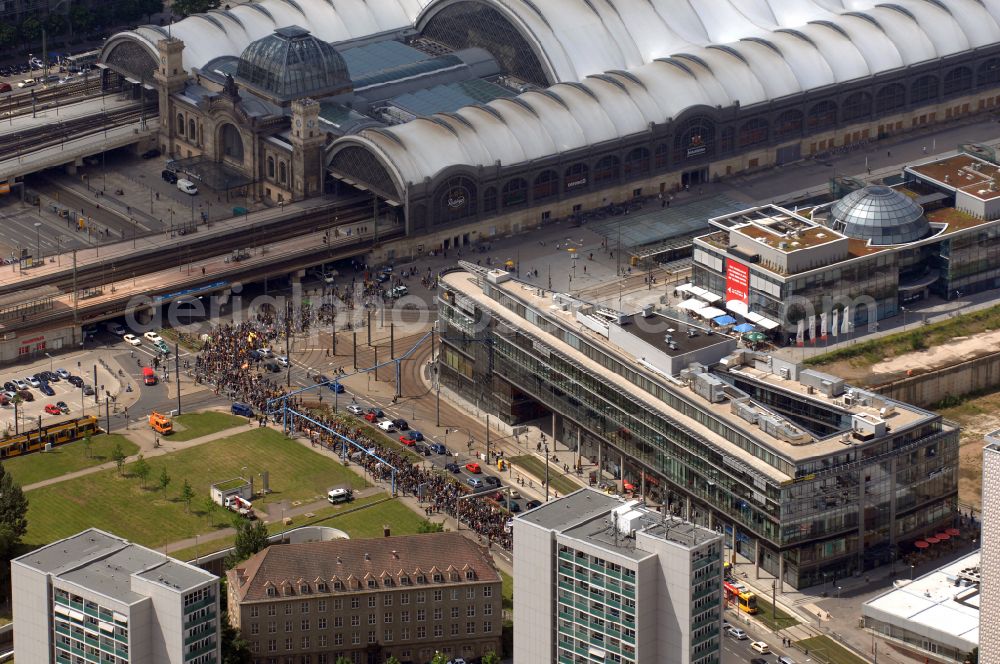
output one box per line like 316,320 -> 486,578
0,104 -> 147,156
0,78 -> 105,119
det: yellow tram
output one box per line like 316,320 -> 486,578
0,415 -> 101,459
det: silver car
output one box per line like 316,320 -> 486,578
346,404 -> 365,415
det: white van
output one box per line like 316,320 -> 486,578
376,421 -> 396,433
176,179 -> 198,195
327,488 -> 352,504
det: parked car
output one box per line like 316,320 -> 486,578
364,412 -> 378,423
750,641 -> 770,654
123,334 -> 141,346
3,381 -> 16,393
42,370 -> 59,382
399,434 -> 418,446
161,169 -> 178,184
56,368 -> 70,380
444,462 -> 460,473
727,627 -> 747,640
525,499 -> 542,509
82,385 -> 95,396
13,379 -> 27,390
277,355 -> 289,367
465,462 -> 482,474
0,83 -> 10,93
141,148 -> 161,159
413,444 -> 431,457
483,476 -> 501,489
500,499 -> 521,513
25,376 -> 40,388
17,389 -> 33,401
44,404 -> 61,415
467,477 -> 485,490
39,383 -> 55,397
392,418 -> 408,430
176,179 -> 198,195
56,401 -> 69,413
231,402 -> 254,417
376,420 -> 396,433
346,404 -> 364,415
68,375 -> 84,387
367,408 -> 384,418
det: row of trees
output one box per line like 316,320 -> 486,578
0,0 -> 163,50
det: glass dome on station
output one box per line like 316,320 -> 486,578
236,26 -> 351,101
829,185 -> 931,246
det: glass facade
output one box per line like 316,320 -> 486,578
53,590 -> 130,664
830,186 -> 930,246
439,275 -> 959,588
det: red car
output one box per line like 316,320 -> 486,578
399,434 -> 417,446
44,404 -> 61,415
364,412 -> 378,423
465,462 -> 482,474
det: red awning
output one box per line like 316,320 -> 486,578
623,482 -> 635,491
935,533 -> 950,541
914,540 -> 930,549
925,536 -> 940,544
946,528 -> 961,537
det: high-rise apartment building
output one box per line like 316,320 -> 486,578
514,488 -> 724,664
12,528 -> 220,664
979,435 -> 1000,662
226,532 -> 502,664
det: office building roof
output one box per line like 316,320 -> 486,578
13,528 -> 216,604
864,551 -> 980,652
830,185 -> 930,245
229,533 -> 500,603
517,488 -> 622,531
907,154 -> 1000,202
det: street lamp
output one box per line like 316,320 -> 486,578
45,352 -> 53,373
34,222 -> 41,265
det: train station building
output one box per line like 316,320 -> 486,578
99,0 -> 1000,255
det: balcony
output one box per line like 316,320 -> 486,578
184,595 -> 216,614
185,640 -> 218,661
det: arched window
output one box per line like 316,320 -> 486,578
623,147 -> 650,178
841,92 -> 871,122
220,123 -> 244,161
737,118 -> 768,148
911,75 -> 938,105
774,110 -> 803,140
564,163 -> 588,192
434,176 -> 478,223
188,119 -> 197,142
673,116 -> 715,162
943,66 -> 972,96
278,161 -> 287,184
807,100 -> 837,130
978,58 -> 1000,87
483,186 -> 497,213
593,155 -> 620,184
501,178 -> 527,208
875,84 -> 906,115
267,156 -> 275,179
533,169 -> 558,201
654,143 -> 669,170
719,126 -> 735,153
176,113 -> 185,134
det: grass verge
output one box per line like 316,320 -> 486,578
24,428 -> 366,548
805,301 -> 1000,369
795,635 -> 868,664
169,495 -> 428,562
169,411 -> 247,442
508,455 -> 580,496
4,433 -> 139,487
499,569 -> 513,612
752,597 -> 800,631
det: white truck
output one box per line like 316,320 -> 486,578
223,494 -> 256,519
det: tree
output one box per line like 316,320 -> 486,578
82,435 -> 91,459
133,454 -> 150,488
19,16 -> 41,43
68,6 -> 92,34
0,23 -> 15,49
180,479 -> 195,512
225,519 -> 269,568
158,467 -> 171,493
417,520 -> 444,533
481,651 -> 500,664
43,12 -> 67,37
0,464 -> 28,558
430,652 -> 448,664
112,442 -> 127,476
171,0 -> 220,17
334,658 -> 352,664
385,657 -> 401,664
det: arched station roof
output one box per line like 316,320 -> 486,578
334,0 -> 1000,185
103,0 -> 432,73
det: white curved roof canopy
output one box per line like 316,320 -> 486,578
107,0 -> 432,71
348,0 -> 1000,185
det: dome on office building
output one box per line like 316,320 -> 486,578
236,26 -> 351,101
829,185 -> 930,246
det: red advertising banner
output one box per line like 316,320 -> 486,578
725,260 -> 750,305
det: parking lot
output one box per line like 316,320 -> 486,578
0,354 -> 121,433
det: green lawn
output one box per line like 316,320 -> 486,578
508,455 -> 580,496
169,495 -> 428,562
4,433 -> 139,487
499,569 -> 513,612
795,636 -> 869,664
24,428 -> 367,548
752,597 -> 799,631
169,411 -> 247,442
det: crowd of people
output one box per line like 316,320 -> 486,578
192,316 -> 286,413
293,409 -> 514,551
